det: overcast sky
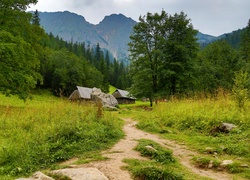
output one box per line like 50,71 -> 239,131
28,0 -> 250,36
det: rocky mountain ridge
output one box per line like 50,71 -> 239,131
37,11 -> 236,62
39,11 -> 136,63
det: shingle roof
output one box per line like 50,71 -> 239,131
77,86 -> 92,99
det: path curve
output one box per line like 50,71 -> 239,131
72,118 -> 233,180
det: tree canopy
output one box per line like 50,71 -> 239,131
1,1 -> 249,103
0,31 -> 41,100
0,0 -> 131,100
129,10 -> 199,106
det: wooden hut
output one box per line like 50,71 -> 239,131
69,86 -> 92,101
112,89 -> 136,104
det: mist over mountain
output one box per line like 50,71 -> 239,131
38,11 -> 240,62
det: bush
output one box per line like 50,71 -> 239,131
232,70 -> 250,111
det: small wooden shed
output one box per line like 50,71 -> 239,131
68,86 -> 92,101
112,89 -> 136,104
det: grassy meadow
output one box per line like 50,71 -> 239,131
0,90 -> 249,179
0,91 -> 124,179
120,95 -> 250,179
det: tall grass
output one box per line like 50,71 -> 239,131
0,92 -> 124,178
131,96 -> 250,178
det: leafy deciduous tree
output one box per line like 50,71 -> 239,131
129,10 -> 198,106
0,31 -> 42,100
194,40 -> 240,94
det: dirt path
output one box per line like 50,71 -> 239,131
68,118 -> 234,180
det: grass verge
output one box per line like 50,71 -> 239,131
126,98 -> 250,179
0,92 -> 124,179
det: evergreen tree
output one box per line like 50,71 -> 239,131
240,19 -> 250,65
31,9 -> 40,26
104,51 -> 111,82
86,44 -> 92,63
94,43 -> 102,68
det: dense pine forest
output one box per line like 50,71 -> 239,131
0,0 -> 250,102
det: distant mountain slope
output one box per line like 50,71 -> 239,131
96,14 -> 137,61
38,11 -> 242,62
196,32 -> 219,48
39,11 -> 97,43
39,11 -> 136,63
219,28 -> 245,49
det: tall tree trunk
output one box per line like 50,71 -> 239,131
149,97 -> 153,107
171,76 -> 176,95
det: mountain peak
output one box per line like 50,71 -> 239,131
99,13 -> 136,25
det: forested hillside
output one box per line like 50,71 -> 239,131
38,11 -> 137,65
220,28 -> 246,49
128,10 -> 250,106
0,2 -> 130,100
1,1 -> 250,102
38,11 -> 239,62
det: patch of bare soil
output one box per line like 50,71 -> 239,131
65,118 -> 234,180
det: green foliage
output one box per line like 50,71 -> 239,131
194,40 -> 240,93
49,49 -> 102,96
221,29 -> 244,49
31,9 -> 40,26
0,92 -> 124,178
135,139 -> 175,164
232,70 -> 250,111
124,160 -> 184,180
192,156 -> 220,169
0,0 -> 38,11
129,10 -> 199,106
0,0 -> 130,99
124,139 -> 183,180
131,97 -> 250,178
193,156 -> 245,174
0,31 -> 42,100
240,19 -> 250,64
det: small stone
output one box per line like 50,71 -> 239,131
32,172 -> 54,180
220,123 -> 237,133
221,160 -> 233,166
240,164 -> 249,168
220,145 -> 226,150
205,147 -> 215,154
208,160 -> 213,169
145,145 -> 157,152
